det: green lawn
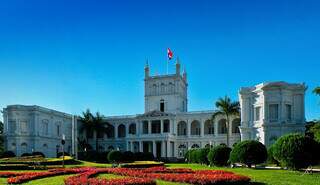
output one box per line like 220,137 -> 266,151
0,162 -> 319,185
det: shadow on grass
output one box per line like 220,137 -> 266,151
249,182 -> 266,185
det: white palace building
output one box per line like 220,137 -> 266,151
2,61 -> 307,158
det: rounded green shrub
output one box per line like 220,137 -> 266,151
197,148 -> 210,164
229,140 -> 267,167
267,144 -> 279,165
107,150 -> 123,163
207,145 -> 231,166
273,133 -> 320,170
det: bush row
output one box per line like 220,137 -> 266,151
107,151 -> 154,163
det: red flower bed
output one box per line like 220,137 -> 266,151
7,167 -> 90,184
3,166 -> 250,185
64,168 -> 156,185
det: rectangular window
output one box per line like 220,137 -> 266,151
9,121 -> 16,133
20,121 -> 28,133
286,104 -> 292,121
143,121 -> 148,134
269,104 -> 279,122
254,107 -> 261,121
163,120 -> 170,133
57,125 -> 60,136
151,120 -> 161,134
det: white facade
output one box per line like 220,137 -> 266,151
2,63 -> 307,159
239,82 -> 306,146
3,105 -> 77,157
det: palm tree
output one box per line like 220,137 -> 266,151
313,87 -> 320,96
211,96 -> 240,147
80,109 -> 110,152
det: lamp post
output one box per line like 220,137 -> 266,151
61,134 -> 65,168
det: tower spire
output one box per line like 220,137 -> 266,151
144,59 -> 150,78
176,57 -> 181,75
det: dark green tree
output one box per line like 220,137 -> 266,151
211,96 -> 240,146
80,109 -> 110,152
0,121 -> 3,154
313,87 -> 320,96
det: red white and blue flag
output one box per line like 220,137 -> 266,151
167,48 -> 173,60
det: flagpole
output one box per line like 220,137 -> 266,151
167,57 -> 169,74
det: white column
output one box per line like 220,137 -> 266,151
161,141 -> 166,157
115,124 -> 118,138
139,141 -> 143,152
148,121 -> 151,134
200,120 -> 204,137
187,120 -> 191,136
152,141 -> 156,157
160,119 -> 164,134
172,119 -> 175,134
127,141 -> 130,151
167,141 -> 171,157
130,141 -> 134,152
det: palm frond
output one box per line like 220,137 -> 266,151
313,87 -> 320,95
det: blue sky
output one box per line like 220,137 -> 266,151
0,0 -> 319,120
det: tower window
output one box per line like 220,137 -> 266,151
160,99 -> 165,112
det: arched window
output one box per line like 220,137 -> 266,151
178,144 -> 187,157
118,124 -> 126,138
21,143 -> 28,154
108,145 -> 114,151
204,120 -> 214,135
218,119 -> 227,134
129,123 -> 136,135
191,120 -> 200,135
232,118 -> 241,133
106,125 -> 115,138
177,121 -> 187,136
191,144 -> 200,148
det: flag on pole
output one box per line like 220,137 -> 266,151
167,48 -> 173,60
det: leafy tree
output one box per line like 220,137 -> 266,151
229,140 -> 267,168
273,133 -> 320,170
306,120 -> 320,142
0,121 -> 3,154
211,96 -> 240,146
207,145 -> 231,166
80,109 -> 111,152
313,87 -> 320,96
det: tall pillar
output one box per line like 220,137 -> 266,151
160,119 -> 164,134
167,141 -> 171,157
200,120 -> 204,137
139,141 -> 143,152
161,141 -> 166,157
126,141 -> 130,151
130,141 -> 134,152
148,121 -> 151,134
152,141 -> 156,157
115,124 -> 118,138
187,120 -> 191,136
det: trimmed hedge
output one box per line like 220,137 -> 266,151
0,151 -> 16,158
57,152 -> 70,158
184,148 -> 210,164
273,133 -> 320,170
107,150 -> 123,163
207,145 -> 231,166
229,140 -> 267,167
21,153 -> 32,157
267,144 -> 279,165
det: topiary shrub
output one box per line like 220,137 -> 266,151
32,152 -> 45,158
0,151 -> 16,158
207,145 -> 231,166
21,153 -> 32,157
107,150 -> 123,163
229,140 -> 267,168
273,133 -> 320,170
267,144 -> 279,165
197,148 -> 210,164
122,151 -> 134,162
